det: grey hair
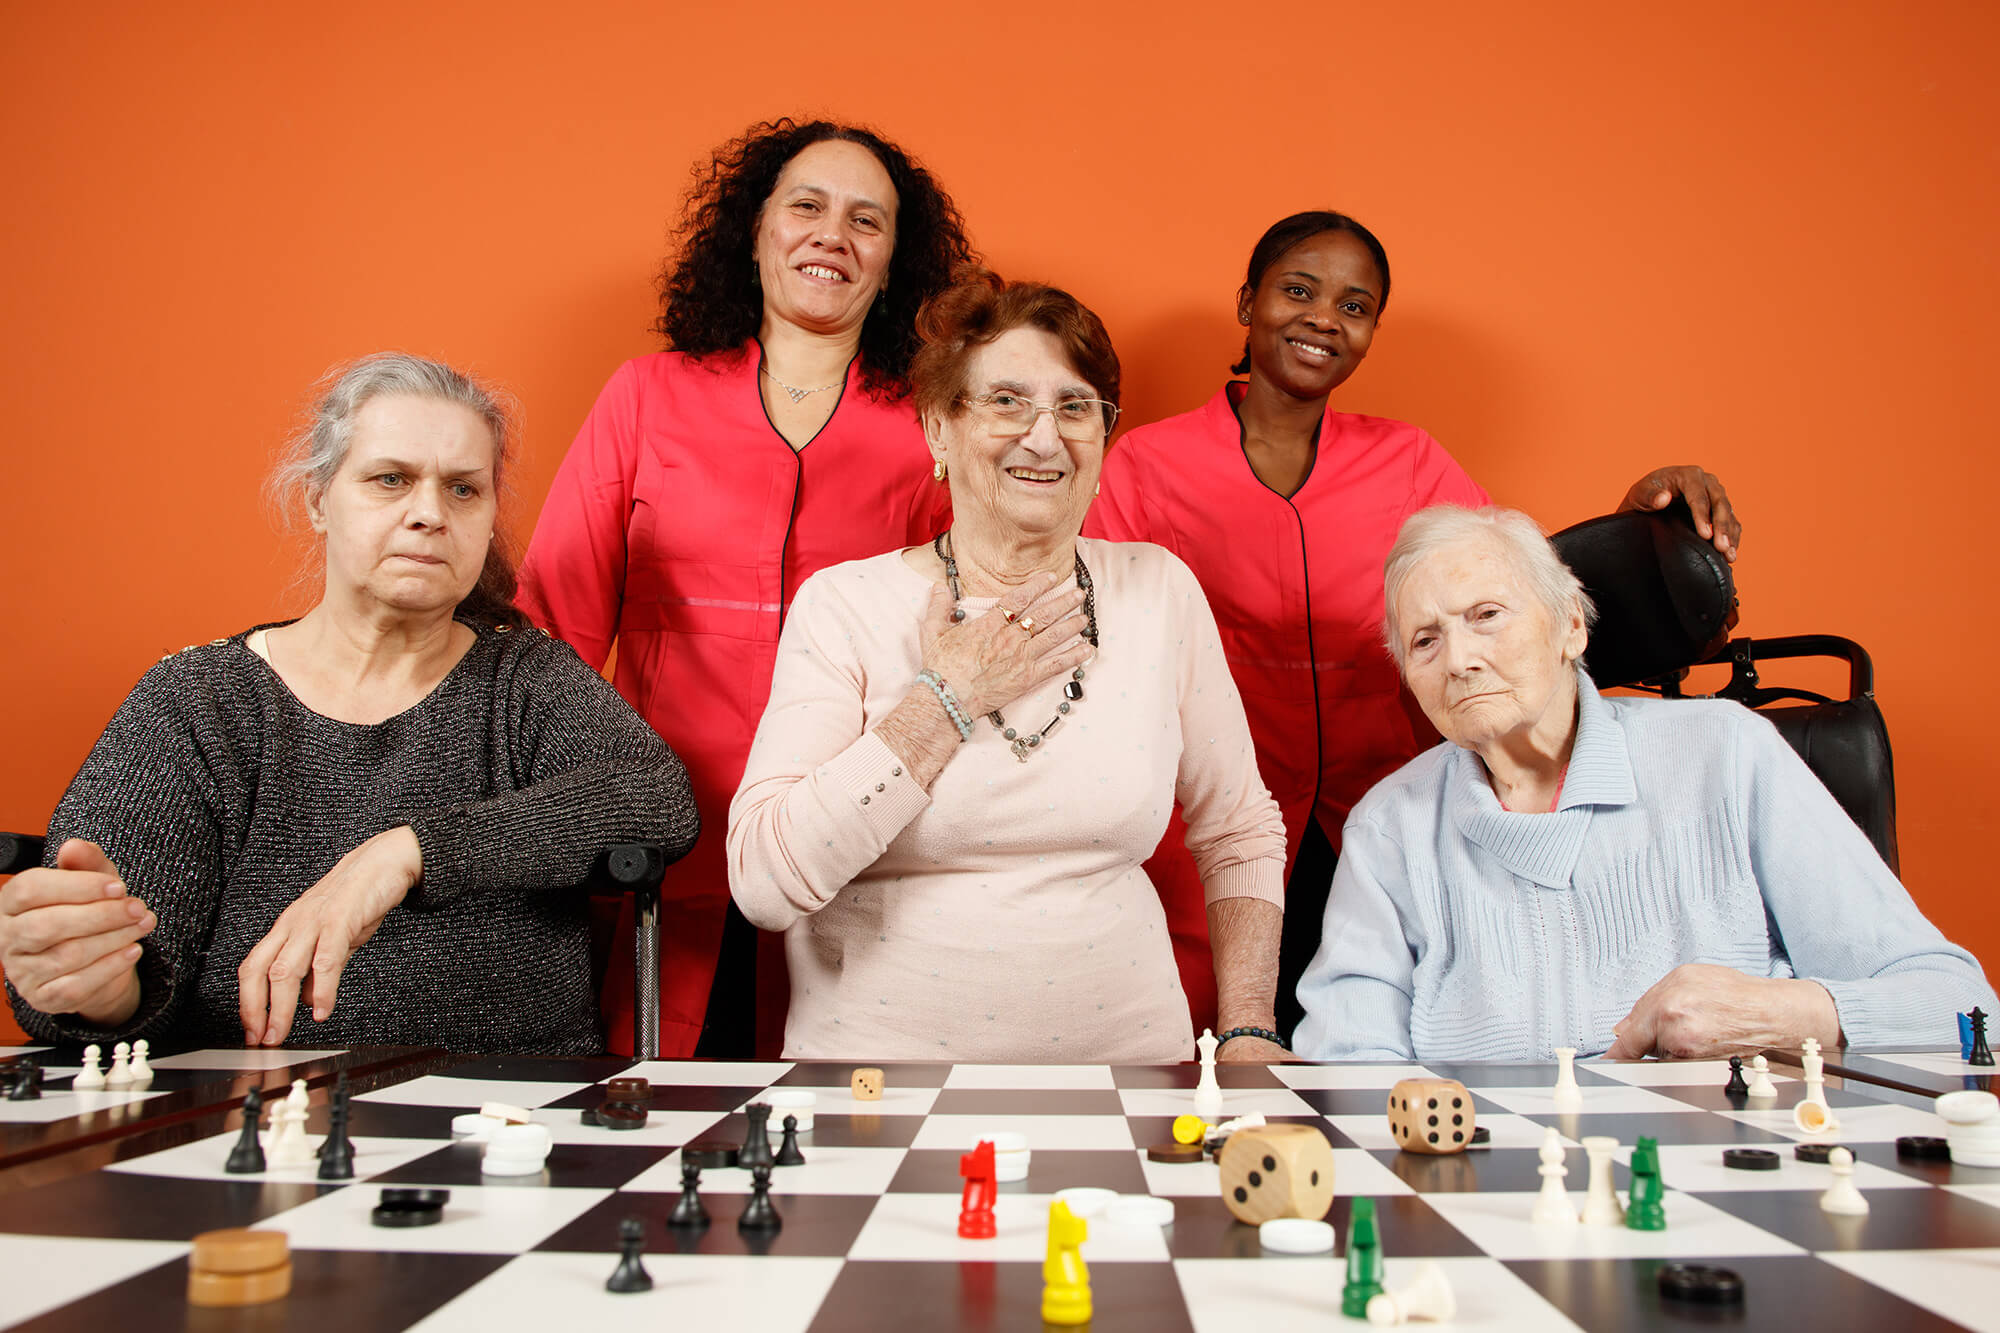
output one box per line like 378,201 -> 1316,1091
1381,505 -> 1597,669
268,352 -> 528,629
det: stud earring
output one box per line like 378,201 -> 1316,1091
933,459 -> 948,483
1239,313 -> 1250,325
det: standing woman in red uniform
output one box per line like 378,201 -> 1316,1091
1085,210 -> 1742,1044
518,121 -> 972,1056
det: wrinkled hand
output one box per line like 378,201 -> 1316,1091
238,826 -> 422,1045
0,839 -> 150,1025
1604,963 -> 1841,1060
1617,464 -> 1741,561
917,571 -> 1094,719
1217,1035 -> 1291,1064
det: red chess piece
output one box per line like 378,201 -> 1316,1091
958,1139 -> 998,1239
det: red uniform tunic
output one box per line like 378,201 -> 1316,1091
1083,383 -> 1488,1027
518,345 -> 951,1056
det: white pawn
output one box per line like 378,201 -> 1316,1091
1531,1126 -> 1579,1225
1819,1146 -> 1869,1215
264,1078 -> 315,1167
1580,1135 -> 1624,1226
72,1043 -> 106,1091
1745,1055 -> 1778,1099
1550,1047 -> 1583,1110
1366,1261 -> 1457,1325
103,1041 -> 133,1089
127,1039 -> 153,1088
1193,1028 -> 1223,1121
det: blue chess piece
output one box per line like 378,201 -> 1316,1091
1962,1011 -> 1975,1061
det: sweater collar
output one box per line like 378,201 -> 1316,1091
1446,669 -> 1635,888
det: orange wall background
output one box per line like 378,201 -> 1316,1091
3,3 -> 1995,1044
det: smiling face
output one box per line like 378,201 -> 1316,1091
1394,532 -> 1588,754
753,139 -> 899,341
1236,229 -> 1384,401
309,394 -> 498,619
930,326 -> 1108,547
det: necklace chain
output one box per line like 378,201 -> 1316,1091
934,532 -> 1098,761
761,363 -> 841,404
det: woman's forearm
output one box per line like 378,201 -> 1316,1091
1208,895 -> 1283,1030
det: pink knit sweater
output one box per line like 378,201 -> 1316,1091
727,538 -> 1286,1062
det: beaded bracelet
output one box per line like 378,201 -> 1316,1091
1215,1025 -> 1289,1052
915,670 -> 974,742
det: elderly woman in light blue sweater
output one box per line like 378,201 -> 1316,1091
1295,505 -> 1994,1062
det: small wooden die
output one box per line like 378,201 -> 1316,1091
1217,1123 -> 1336,1225
850,1067 -> 884,1100
1388,1078 -> 1475,1154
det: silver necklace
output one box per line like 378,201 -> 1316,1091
762,364 -> 841,404
935,532 -> 1096,761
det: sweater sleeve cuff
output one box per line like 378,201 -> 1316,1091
403,811 -> 475,908
1199,857 -> 1284,909
1814,975 -> 1976,1050
818,732 -> 931,842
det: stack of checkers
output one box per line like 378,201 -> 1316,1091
582,1078 -> 651,1131
186,1229 -> 290,1307
371,1188 -> 450,1228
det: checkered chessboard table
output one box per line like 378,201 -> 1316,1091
1,1050 -> 1997,1331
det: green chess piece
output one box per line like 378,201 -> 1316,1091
1341,1196 -> 1385,1317
1626,1135 -> 1666,1231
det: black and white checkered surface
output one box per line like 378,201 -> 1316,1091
2,1049 -> 1998,1330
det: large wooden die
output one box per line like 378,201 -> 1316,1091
1388,1078 -> 1475,1154
1217,1123 -> 1336,1224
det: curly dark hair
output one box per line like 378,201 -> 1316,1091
655,119 -> 977,397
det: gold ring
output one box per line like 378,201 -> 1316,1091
1018,616 -> 1037,635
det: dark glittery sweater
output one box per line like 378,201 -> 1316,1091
7,622 -> 699,1055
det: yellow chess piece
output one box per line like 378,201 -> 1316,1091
1041,1199 -> 1092,1325
1172,1114 -> 1208,1146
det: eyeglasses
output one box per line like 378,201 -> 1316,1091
961,393 -> 1119,440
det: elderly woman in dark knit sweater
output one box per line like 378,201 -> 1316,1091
0,354 -> 699,1055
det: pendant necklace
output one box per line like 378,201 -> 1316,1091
934,532 -> 1097,761
762,363 -> 841,404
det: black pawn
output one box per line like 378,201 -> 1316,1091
773,1113 -> 805,1166
1724,1055 -> 1749,1096
737,1161 -> 781,1232
668,1160 -> 710,1228
317,1074 -> 354,1180
1972,1007 -> 1994,1067
739,1101 -> 775,1170
605,1216 -> 653,1293
226,1089 -> 267,1173
6,1059 -> 41,1101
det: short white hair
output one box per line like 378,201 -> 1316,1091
1381,505 -> 1597,670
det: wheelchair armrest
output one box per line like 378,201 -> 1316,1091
585,843 -> 670,1061
0,833 -> 46,876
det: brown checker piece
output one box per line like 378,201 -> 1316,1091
1504,1256 -> 1969,1333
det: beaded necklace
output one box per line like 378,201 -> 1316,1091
934,532 -> 1098,761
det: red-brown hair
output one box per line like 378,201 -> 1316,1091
909,268 -> 1121,430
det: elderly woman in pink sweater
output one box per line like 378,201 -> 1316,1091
728,270 -> 1289,1063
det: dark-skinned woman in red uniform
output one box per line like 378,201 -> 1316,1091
518,121 -> 972,1056
1085,210 -> 1741,1051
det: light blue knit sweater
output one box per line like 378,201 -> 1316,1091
1294,671 -> 1995,1062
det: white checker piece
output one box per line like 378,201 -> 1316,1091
145,1047 -> 347,1070
1118,1086 -> 1318,1119
0,1088 -> 168,1123
1719,1101 -> 1947,1143
621,1059 -> 791,1086
848,1192 -> 1170,1262
766,1083 -> 938,1116
1327,1111 -> 1549,1151
623,1143 -> 910,1195
1273,1063 -> 1437,1090
1423,1189 -> 1804,1260
0,1236 -> 188,1327
1622,1141 -> 1930,1193
1141,1146 -> 1412,1199
266,1181 -> 610,1254
353,1075 -> 590,1110
1587,1058 -> 1793,1087
1816,1248 -> 2000,1333
409,1253 -> 846,1333
105,1130 -> 447,1183
1174,1255 -> 1586,1333
912,1113 -> 1135,1152
944,1063 -> 1116,1089
1477,1084 -> 1706,1117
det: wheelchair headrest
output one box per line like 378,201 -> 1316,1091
1548,501 -> 1737,689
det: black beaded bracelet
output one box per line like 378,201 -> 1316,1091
1215,1026 -> 1289,1052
